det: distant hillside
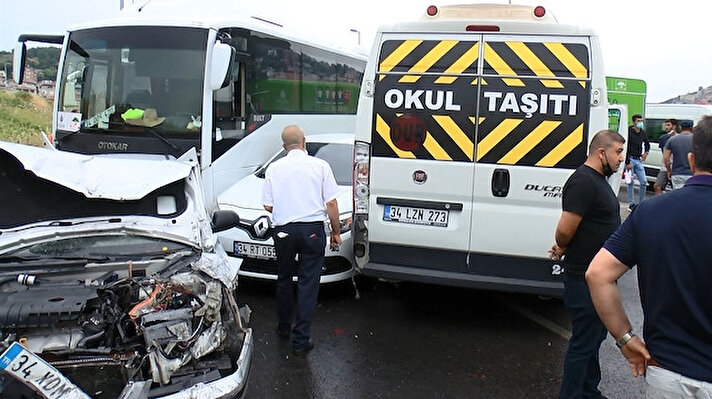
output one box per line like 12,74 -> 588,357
0,46 -> 61,81
0,90 -> 52,146
663,85 -> 712,104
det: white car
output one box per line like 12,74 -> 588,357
216,134 -> 354,283
0,142 -> 252,399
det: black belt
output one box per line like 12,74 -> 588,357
282,221 -> 323,227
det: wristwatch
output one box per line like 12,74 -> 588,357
616,331 -> 636,348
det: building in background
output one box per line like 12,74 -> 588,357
38,80 -> 55,99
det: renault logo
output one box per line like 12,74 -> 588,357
252,216 -> 272,238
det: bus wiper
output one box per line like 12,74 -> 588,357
59,124 -> 180,154
112,121 -> 181,153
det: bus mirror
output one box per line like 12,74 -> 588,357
13,42 -> 26,85
210,42 -> 235,91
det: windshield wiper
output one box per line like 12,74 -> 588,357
108,122 -> 181,153
4,218 -> 122,233
0,255 -> 112,265
58,123 -> 180,154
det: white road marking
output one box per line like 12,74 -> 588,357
495,295 -> 571,340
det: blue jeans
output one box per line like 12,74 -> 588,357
274,222 -> 326,349
627,158 -> 647,205
559,273 -> 608,399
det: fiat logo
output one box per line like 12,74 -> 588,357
413,170 -> 427,184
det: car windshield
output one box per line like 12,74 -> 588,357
256,142 -> 353,185
58,26 -> 208,139
3,235 -> 190,261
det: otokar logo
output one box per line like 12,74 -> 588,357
525,184 -> 562,198
384,89 -> 461,111
98,141 -> 128,151
483,92 -> 578,118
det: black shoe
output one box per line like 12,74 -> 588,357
292,342 -> 314,356
277,324 -> 290,339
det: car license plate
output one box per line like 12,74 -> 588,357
383,205 -> 449,227
235,241 -> 276,260
0,342 -> 90,399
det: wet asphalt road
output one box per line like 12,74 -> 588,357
236,271 -> 645,399
236,187 -> 649,398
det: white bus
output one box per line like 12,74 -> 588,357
352,4 -> 617,296
642,103 -> 712,184
13,0 -> 366,208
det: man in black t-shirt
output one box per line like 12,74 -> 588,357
550,129 -> 625,399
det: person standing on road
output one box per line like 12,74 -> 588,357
549,130 -> 625,399
663,120 -> 694,190
586,115 -> 712,399
262,125 -> 342,356
625,114 -> 650,211
653,119 -> 677,194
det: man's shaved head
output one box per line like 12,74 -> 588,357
588,129 -> 625,156
282,125 -> 305,149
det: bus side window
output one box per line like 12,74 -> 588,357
645,118 -> 666,143
212,61 -> 246,161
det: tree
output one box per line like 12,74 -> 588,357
26,47 -> 61,81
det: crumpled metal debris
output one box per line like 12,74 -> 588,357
193,245 -> 237,288
190,321 -> 226,360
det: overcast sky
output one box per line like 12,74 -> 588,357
1,0 -> 710,102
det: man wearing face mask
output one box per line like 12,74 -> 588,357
549,130 -> 626,399
625,114 -> 650,210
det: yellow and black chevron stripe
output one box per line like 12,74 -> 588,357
379,40 -> 480,79
372,39 -> 590,169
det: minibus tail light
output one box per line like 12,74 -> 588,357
353,141 -> 370,215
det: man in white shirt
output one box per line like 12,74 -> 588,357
262,125 -> 341,356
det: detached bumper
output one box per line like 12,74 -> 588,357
162,327 -> 253,399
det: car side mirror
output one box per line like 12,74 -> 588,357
211,210 -> 240,232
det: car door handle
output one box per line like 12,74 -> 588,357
491,168 -> 510,197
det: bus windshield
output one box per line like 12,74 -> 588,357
57,26 -> 208,151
